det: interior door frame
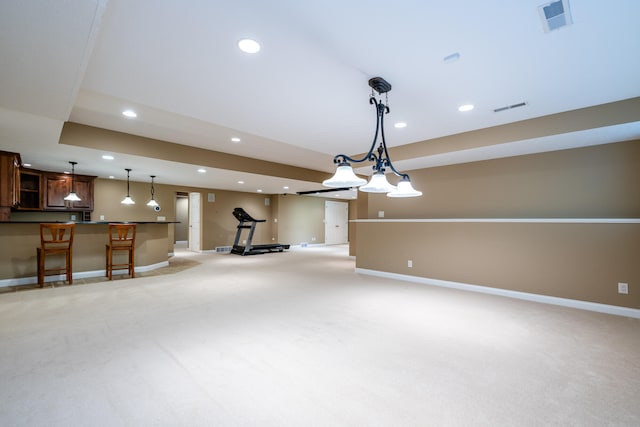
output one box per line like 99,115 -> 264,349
188,192 -> 201,252
325,200 -> 348,245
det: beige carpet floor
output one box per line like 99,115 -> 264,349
0,244 -> 638,426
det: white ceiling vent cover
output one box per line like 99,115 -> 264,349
538,0 -> 572,32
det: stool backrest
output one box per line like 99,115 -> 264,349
109,223 -> 136,247
40,223 -> 75,250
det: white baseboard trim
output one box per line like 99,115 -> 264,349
355,268 -> 640,319
0,260 -> 170,288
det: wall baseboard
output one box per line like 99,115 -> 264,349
0,260 -> 170,288
355,268 -> 640,319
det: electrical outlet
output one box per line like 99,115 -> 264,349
70,214 -> 77,221
99,215 -> 105,220
407,260 -> 413,268
618,282 -> 628,294
311,237 -> 316,241
378,211 -> 385,218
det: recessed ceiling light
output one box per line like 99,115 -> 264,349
197,168 -> 206,173
238,39 -> 260,54
458,104 -> 475,112
109,176 -> 115,179
394,122 -> 407,129
257,189 -> 263,193
122,109 -> 137,118
238,180 -> 245,184
23,163 -> 31,167
283,186 -> 289,190
102,155 -> 114,160
231,137 -> 241,142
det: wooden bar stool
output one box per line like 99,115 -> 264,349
105,223 -> 136,280
37,223 -> 75,288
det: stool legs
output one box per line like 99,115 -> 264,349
106,245 -> 135,280
67,249 -> 73,285
37,248 -> 43,287
130,248 -> 135,278
105,245 -> 110,280
36,247 -> 73,287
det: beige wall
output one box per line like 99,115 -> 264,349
356,139 -> 640,309
61,122 -> 333,183
368,140 -> 640,219
276,194 -> 326,245
97,180 -> 334,251
348,197 -> 364,256
93,179 -> 278,251
165,186 -> 275,251
355,221 -> 639,309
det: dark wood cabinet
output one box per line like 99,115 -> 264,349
70,176 -> 94,211
0,151 -> 20,220
18,169 -> 42,210
44,173 -> 95,212
44,174 -> 69,210
2,153 -> 95,218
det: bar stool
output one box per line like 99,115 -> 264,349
37,223 -> 75,288
105,223 -> 136,280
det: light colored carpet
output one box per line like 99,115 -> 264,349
0,244 -> 638,426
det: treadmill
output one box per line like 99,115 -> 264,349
230,207 -> 290,255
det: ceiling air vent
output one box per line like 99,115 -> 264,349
538,0 -> 572,32
493,102 -> 527,113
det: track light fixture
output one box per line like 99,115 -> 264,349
121,168 -> 135,205
323,77 -> 422,197
63,161 -> 81,202
146,175 -> 159,208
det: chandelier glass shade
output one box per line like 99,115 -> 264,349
322,165 -> 367,188
358,171 -> 396,193
322,77 -> 422,198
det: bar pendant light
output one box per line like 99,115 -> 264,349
146,175 -> 159,207
121,168 -> 135,204
63,161 -> 82,201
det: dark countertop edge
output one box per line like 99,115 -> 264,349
0,221 -> 179,224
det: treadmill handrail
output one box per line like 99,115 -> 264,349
233,207 -> 266,223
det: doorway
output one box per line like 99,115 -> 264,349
189,192 -> 201,252
325,200 -> 348,245
175,194 -> 189,243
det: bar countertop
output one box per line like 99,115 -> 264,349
0,221 -> 174,285
0,221 -> 178,224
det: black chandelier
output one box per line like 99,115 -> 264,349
322,77 -> 422,197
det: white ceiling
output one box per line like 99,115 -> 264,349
1,0 -> 639,199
